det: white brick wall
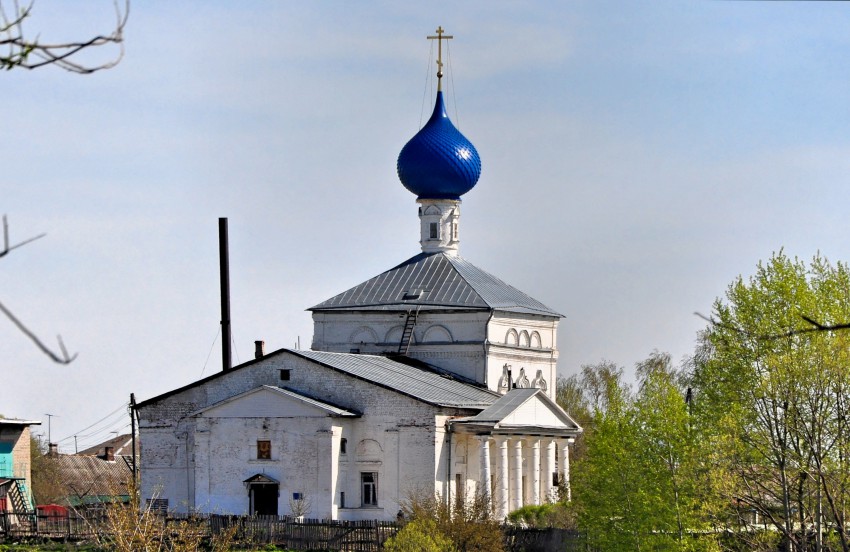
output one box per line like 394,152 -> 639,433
137,352 -> 473,519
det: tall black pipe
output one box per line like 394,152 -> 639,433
219,218 -> 232,371
130,393 -> 137,481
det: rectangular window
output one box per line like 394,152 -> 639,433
340,438 -> 347,455
146,498 -> 168,514
340,491 -> 346,509
361,472 -> 378,507
279,369 -> 291,381
257,440 -> 272,460
429,222 -> 439,239
452,222 -> 458,240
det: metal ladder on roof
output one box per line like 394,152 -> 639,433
398,308 -> 419,354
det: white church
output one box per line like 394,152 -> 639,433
136,29 -> 582,522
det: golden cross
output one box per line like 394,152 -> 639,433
427,26 -> 453,90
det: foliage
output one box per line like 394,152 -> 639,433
508,504 -> 563,528
572,352 -> 719,551
29,435 -> 64,505
401,487 -> 505,552
92,481 -> 235,552
692,252 -> 850,551
383,518 -> 457,552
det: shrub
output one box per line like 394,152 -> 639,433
400,488 -> 505,552
383,519 -> 457,552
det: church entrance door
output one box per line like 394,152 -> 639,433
244,474 -> 280,516
250,483 -> 278,516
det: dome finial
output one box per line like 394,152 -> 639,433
427,26 -> 453,92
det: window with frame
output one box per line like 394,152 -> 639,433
361,472 -> 378,507
340,438 -> 347,455
257,440 -> 272,460
146,498 -> 168,513
429,222 -> 439,239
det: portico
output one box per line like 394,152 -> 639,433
449,388 -> 582,519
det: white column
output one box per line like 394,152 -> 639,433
494,436 -> 509,520
541,438 -> 555,502
510,438 -> 523,512
560,439 -> 573,502
477,436 -> 491,501
528,438 -> 540,506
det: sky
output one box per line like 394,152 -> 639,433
2,1 -> 849,452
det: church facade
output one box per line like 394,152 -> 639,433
136,31 -> 581,521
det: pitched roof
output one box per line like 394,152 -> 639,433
52,455 -> 133,506
290,349 -> 499,408
451,388 -> 583,437
309,252 -> 562,317
77,434 -> 135,457
190,385 -> 360,418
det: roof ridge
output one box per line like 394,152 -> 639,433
309,251 -> 561,317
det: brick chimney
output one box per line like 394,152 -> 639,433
48,443 -> 58,457
104,446 -> 115,462
255,340 -> 265,359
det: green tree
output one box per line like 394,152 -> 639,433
692,252 -> 850,552
574,353 -> 716,551
30,434 -> 64,505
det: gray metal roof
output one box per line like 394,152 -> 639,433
451,387 -> 583,435
309,252 -> 562,317
190,385 -> 360,418
291,349 -> 499,408
466,388 -> 542,422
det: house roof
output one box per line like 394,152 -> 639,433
290,349 -> 499,408
0,419 -> 41,427
309,252 -> 562,317
52,455 -> 133,506
77,434 -> 135,457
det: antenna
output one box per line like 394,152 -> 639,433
44,413 -> 58,445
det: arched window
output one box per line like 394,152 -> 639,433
519,330 -> 530,347
530,331 -> 542,348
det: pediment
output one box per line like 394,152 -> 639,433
191,385 -> 358,419
456,388 -> 581,433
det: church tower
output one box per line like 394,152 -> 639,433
310,28 -> 561,398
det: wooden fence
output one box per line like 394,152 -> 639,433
1,510 -> 588,551
206,515 -> 398,551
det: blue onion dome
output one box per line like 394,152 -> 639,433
397,91 -> 482,200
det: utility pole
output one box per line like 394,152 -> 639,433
44,413 -> 57,445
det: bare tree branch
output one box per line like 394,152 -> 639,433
0,301 -> 76,364
1,0 -> 128,73
0,214 -> 45,257
695,311 -> 850,341
1,215 -> 76,364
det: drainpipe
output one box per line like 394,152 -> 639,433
445,420 -> 452,509
483,311 -> 494,386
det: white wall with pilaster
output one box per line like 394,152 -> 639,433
138,352 -> 463,520
486,313 -> 559,400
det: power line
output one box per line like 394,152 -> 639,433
56,401 -> 128,444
